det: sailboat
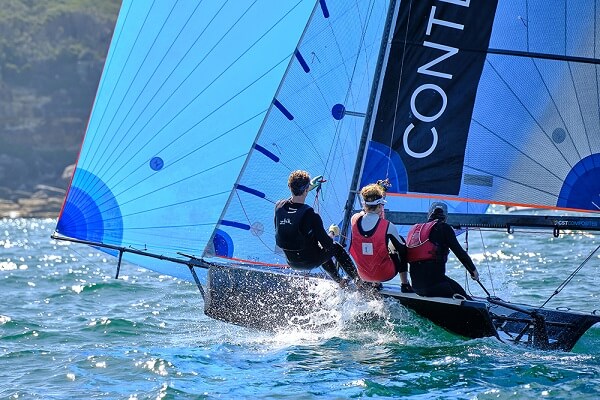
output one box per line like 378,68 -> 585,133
52,0 -> 600,351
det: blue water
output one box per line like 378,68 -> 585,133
2,218 -> 600,399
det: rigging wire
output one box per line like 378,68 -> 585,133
314,0 -> 380,222
463,226 -> 496,298
385,0 -> 413,181
321,0 -> 378,169
233,190 -> 277,255
478,227 -> 496,295
539,242 -> 600,308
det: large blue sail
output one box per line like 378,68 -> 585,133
362,0 -> 600,214
54,0 -> 392,278
55,1 -> 317,279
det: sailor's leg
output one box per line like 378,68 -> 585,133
389,251 -> 403,274
321,258 -> 343,284
330,242 -> 359,280
444,276 -> 472,300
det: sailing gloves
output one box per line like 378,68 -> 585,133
328,224 -> 340,238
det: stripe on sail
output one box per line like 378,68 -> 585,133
295,50 -> 310,73
319,0 -> 329,18
253,143 -> 280,162
220,220 -> 251,230
236,184 -> 266,199
273,99 -> 294,120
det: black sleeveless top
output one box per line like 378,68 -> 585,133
274,200 -> 310,251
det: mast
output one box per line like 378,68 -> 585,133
340,0 -> 398,246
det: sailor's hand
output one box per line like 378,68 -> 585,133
376,178 -> 391,191
471,269 -> 480,281
328,224 -> 340,238
309,175 -> 325,191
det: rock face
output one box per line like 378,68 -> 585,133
0,184 -> 65,218
0,1 -> 120,217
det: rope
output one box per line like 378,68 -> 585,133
478,228 -> 496,295
539,242 -> 600,308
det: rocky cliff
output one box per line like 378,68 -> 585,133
0,0 -> 120,217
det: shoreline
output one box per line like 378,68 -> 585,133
0,196 -> 63,219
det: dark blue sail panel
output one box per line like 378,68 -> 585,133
212,229 -> 234,257
365,0 -> 498,195
557,154 -> 600,210
57,169 -> 123,245
360,142 -> 408,193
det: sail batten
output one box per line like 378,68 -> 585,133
487,48 -> 600,65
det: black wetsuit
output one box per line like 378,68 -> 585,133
409,219 -> 476,299
274,199 -> 357,283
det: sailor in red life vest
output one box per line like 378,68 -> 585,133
349,183 -> 413,292
274,170 -> 360,288
406,202 -> 479,299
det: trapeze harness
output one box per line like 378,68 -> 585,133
405,220 -> 448,263
350,216 -> 396,282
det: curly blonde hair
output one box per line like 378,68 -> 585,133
288,170 -> 310,196
360,183 -> 385,212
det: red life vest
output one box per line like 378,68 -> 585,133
406,220 -> 440,262
350,216 -> 396,282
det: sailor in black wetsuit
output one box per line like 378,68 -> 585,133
274,170 -> 360,287
406,202 -> 479,299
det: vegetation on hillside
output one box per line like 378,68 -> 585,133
0,0 -> 120,192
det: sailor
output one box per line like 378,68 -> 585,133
406,202 -> 479,299
349,182 -> 413,292
275,170 -> 360,287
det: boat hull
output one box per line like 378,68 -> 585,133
204,265 -> 330,330
379,289 -> 498,339
202,264 -> 600,351
379,287 -> 600,351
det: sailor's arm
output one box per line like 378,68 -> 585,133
309,210 -> 334,248
387,223 -> 411,287
443,223 -> 478,279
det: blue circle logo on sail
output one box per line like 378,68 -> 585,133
557,153 -> 600,211
552,128 -> 567,144
56,169 -> 123,247
150,157 -> 164,171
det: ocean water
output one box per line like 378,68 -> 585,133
1,218 -> 600,399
